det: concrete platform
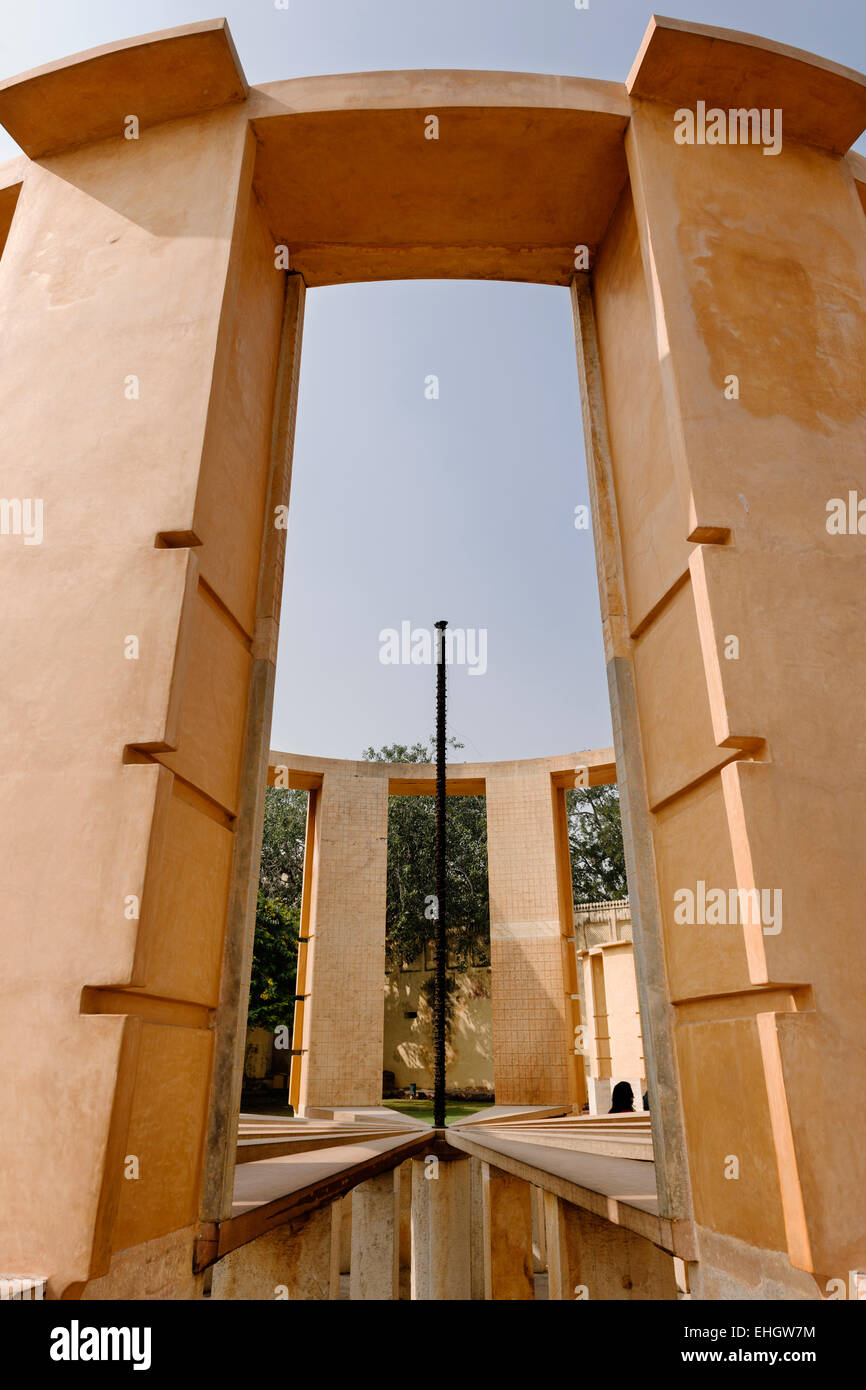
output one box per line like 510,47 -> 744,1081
194,1100 -> 692,1279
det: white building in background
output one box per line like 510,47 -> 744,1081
574,899 -> 646,1115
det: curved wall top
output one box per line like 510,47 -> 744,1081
0,15 -> 864,285
267,747 -> 618,796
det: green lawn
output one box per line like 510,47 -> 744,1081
238,1096 -> 495,1126
384,1099 -> 493,1126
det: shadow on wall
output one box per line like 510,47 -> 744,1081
384,965 -> 493,1095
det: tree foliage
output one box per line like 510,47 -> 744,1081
361,740 -> 490,970
258,786 -> 308,909
248,892 -> 299,1030
566,784 -> 628,903
247,788 -> 307,1029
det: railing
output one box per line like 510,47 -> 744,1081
573,897 -> 631,951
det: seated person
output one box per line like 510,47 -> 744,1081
608,1081 -> 635,1113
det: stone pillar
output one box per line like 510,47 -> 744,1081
398,1161 -> 412,1300
480,1163 -> 534,1301
339,1194 -> 352,1277
531,1185 -> 547,1273
578,21 -> 866,1294
349,1170 -> 399,1300
544,1191 -> 575,1302
544,1192 -> 677,1301
0,62 -> 300,1293
211,1204 -> 339,1300
485,770 -> 576,1105
329,1203 -> 342,1301
288,789 -> 318,1114
468,1157 -> 486,1300
601,941 -> 644,1085
203,266 -> 307,1224
410,1157 -> 471,1301
296,768 -> 389,1111
585,950 -> 611,1088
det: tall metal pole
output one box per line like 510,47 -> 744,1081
433,619 -> 448,1129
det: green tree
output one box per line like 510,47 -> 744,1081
362,739 -> 489,969
247,787 -> 308,1029
258,786 -> 308,909
248,892 -> 299,1030
566,784 -> 628,903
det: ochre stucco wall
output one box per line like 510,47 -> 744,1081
583,30 -> 866,1292
0,15 -> 863,1301
384,964 -> 493,1094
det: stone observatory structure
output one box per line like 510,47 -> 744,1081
0,15 -> 865,1301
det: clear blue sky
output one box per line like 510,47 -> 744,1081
1,2 -> 863,761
